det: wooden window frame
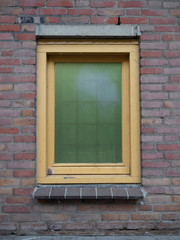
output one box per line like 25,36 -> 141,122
37,39 -> 140,184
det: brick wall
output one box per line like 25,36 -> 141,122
0,0 -> 180,235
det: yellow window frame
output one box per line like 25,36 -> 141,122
37,39 -> 140,184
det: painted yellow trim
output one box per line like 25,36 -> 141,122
37,39 -> 140,184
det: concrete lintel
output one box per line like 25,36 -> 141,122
36,25 -> 141,38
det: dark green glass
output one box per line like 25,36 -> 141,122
55,63 -> 122,164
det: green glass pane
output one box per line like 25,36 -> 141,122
55,63 -> 122,164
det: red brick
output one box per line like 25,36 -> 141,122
39,8 -> 66,15
15,33 -> 35,41
97,9 -> 124,16
0,59 -> 20,65
6,196 -> 32,204
158,144 -> 180,151
150,17 -> 176,25
120,1 -> 146,7
166,169 -> 180,177
141,42 -> 167,50
14,188 -> 33,196
141,51 -> 161,58
40,213 -> 69,221
24,8 -> 37,15
141,68 -> 162,75
2,205 -> 31,213
165,153 -> 180,160
145,195 -> 171,203
7,76 -> 35,83
121,17 -> 147,24
142,110 -> 169,118
157,127 -> 180,134
91,1 -> 117,7
45,16 -> 59,23
141,59 -> 168,66
0,127 -> 19,134
142,9 -> 168,16
126,9 -> 140,16
19,0 -> 44,7
141,144 -> 155,150
173,196 -> 180,202
0,153 -> 11,160
22,59 -> 36,65
140,34 -> 161,41
162,214 -> 177,220
163,34 -> 180,41
139,204 -> 153,211
69,8 -> 95,15
141,127 -> 155,134
156,26 -> 180,32
109,202 -> 136,212
0,179 -> 19,186
145,187 -> 164,194
143,169 -> 164,176
143,178 -> 170,186
2,50 -> 13,57
170,9 -> 180,16
0,215 -> 8,221
0,16 -> 16,23
141,92 -> 168,100
61,16 -> 89,24
0,25 -> 20,32
91,16 -> 118,24
141,101 -> 163,108
14,50 -> 36,57
142,76 -> 168,83
1,42 -> 21,49
0,67 -> 12,73
0,187 -> 12,195
22,93 -> 36,100
47,0 -> 74,7
14,153 -> 35,160
142,152 -> 163,160
142,161 -> 170,168
13,170 -> 35,177
141,84 -> 163,91
14,136 -> 35,143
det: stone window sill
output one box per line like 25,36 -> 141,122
33,185 -> 143,200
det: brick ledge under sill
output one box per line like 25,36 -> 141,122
33,185 -> 144,200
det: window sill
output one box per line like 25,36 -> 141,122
33,185 -> 143,200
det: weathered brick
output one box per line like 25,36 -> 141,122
0,0 -> 16,6
170,9 -> 180,16
7,143 -> 35,152
22,110 -> 36,117
41,213 -> 69,221
61,16 -> 89,24
141,92 -> 168,100
22,24 -> 36,32
91,1 -> 117,7
96,222 -> 125,230
0,223 -> 17,231
158,144 -> 180,151
20,223 -> 47,231
150,17 -> 176,25
142,178 -> 170,186
132,213 -> 160,220
91,16 -> 118,24
127,222 -> 154,230
121,17 -> 147,24
141,68 -> 162,75
65,223 -> 94,230
0,85 -> 13,91
69,8 -> 95,15
39,8 -> 66,15
0,179 -> 19,186
14,119 -> 35,126
0,25 -> 20,32
0,127 -> 19,134
97,9 -> 124,16
2,50 -> 13,56
14,188 -> 33,196
154,204 -> 180,212
140,34 -> 161,41
45,16 -> 59,23
7,161 -> 35,169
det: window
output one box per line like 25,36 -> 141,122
37,39 -> 140,184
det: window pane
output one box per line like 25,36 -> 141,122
55,63 -> 122,164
